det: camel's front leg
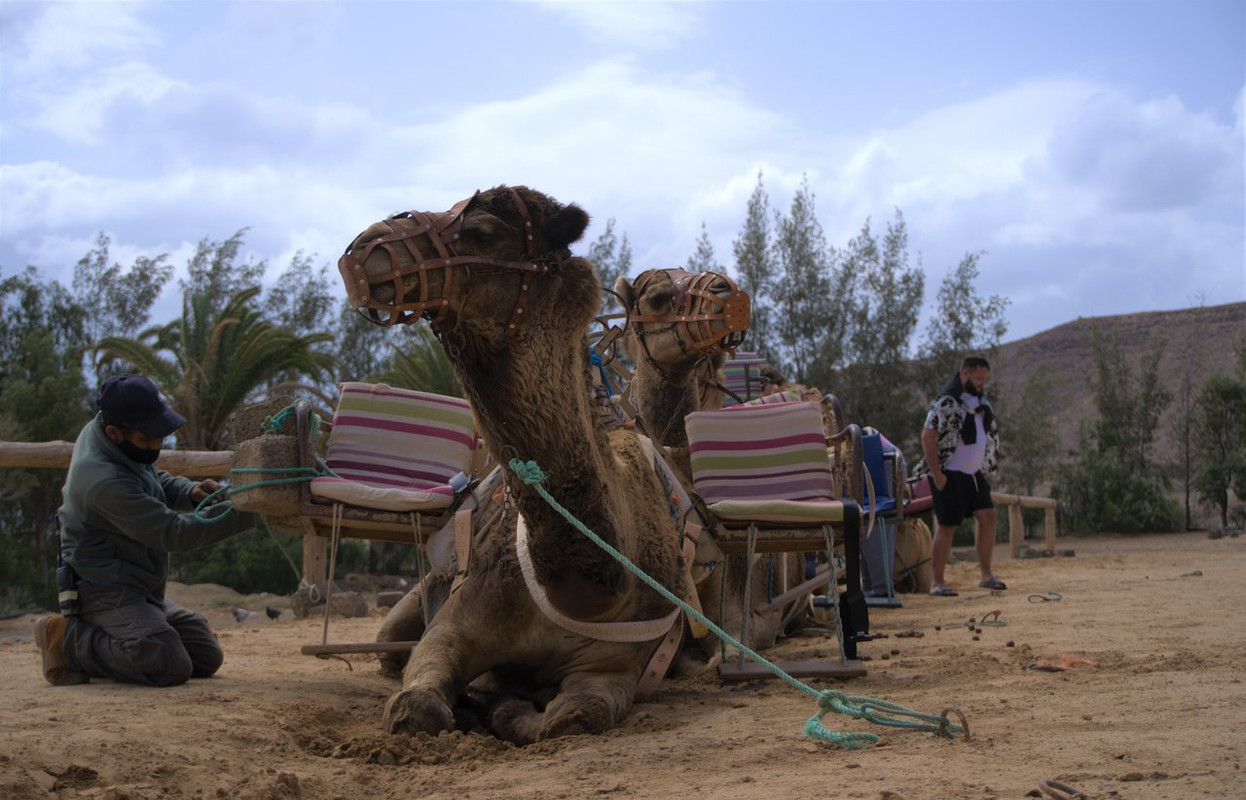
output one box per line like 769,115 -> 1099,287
489,669 -> 637,745
383,594 -> 489,736
373,573 -> 452,678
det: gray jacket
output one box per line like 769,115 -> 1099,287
59,414 -> 257,601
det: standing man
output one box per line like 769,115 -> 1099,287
915,356 -> 1006,596
35,374 -> 258,686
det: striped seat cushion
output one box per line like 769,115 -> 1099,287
310,382 -> 477,512
720,351 -> 766,406
703,498 -> 848,525
687,401 -> 841,524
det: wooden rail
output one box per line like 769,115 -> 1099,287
0,441 -> 233,477
990,491 -> 1058,558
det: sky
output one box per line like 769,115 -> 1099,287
1,0 -> 1243,345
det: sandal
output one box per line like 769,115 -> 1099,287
978,577 -> 1008,590
930,585 -> 959,597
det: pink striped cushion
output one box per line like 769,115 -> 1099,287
309,382 -> 476,512
686,401 -> 836,510
720,351 -> 766,406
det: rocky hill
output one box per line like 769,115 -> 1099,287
992,301 -> 1246,463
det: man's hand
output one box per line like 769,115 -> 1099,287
931,471 -> 947,491
191,479 -> 226,504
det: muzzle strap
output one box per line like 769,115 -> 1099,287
338,189 -> 552,331
628,268 -> 750,356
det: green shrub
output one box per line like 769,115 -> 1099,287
170,524 -> 367,595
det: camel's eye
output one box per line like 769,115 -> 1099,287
459,215 -> 515,248
645,288 -> 675,314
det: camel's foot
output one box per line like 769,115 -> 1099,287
488,697 -> 544,745
490,691 -> 617,744
383,688 -> 455,736
541,692 -> 615,740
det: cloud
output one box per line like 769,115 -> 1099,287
532,0 -> 703,49
2,1 -> 158,76
1,3 -> 1241,346
1047,92 -> 1243,213
28,62 -> 185,145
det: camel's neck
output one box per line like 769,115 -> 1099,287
462,341 -> 603,484
631,360 -> 700,450
454,330 -> 631,613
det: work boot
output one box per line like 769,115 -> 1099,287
34,615 -> 89,686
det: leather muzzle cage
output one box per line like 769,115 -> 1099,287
337,189 -> 548,330
629,269 -> 750,356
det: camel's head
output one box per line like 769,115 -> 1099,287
338,185 -> 594,336
615,268 -> 750,369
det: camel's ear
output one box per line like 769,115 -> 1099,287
545,203 -> 590,248
614,275 -> 636,310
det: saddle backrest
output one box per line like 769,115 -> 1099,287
324,382 -> 477,492
861,431 -> 897,514
719,351 -> 766,406
685,400 -> 836,504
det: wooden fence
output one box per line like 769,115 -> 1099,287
3,441 -> 1061,574
991,491 -> 1059,557
0,441 -> 232,477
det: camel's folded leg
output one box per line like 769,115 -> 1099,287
382,593 -> 492,736
490,668 -> 638,745
374,573 -> 452,678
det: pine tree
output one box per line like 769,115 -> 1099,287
835,210 -> 924,445
72,232 -> 174,383
771,176 -> 838,387
919,251 -> 1010,400
587,219 -> 632,312
731,172 -> 776,358
687,222 -> 722,274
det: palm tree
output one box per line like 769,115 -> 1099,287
96,287 -> 336,450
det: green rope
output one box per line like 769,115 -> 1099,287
193,401 -> 334,524
191,467 -> 323,523
264,403 -> 321,439
507,458 -> 965,749
258,516 -> 305,584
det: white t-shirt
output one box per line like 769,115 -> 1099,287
945,394 -> 987,474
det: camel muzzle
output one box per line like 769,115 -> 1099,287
628,268 -> 750,357
338,189 -> 554,332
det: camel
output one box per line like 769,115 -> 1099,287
615,269 -> 829,657
372,268 -> 750,678
338,186 -> 692,744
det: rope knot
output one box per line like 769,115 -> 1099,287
509,459 -> 547,486
817,689 -> 849,713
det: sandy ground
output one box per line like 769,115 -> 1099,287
1,530 -> 1243,800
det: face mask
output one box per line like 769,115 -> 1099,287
117,439 -> 161,465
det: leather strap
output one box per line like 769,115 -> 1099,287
680,522 -> 709,638
635,613 -> 686,701
339,189 -> 556,332
450,507 -> 473,594
627,268 -> 749,356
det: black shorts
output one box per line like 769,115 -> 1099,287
930,471 -> 993,527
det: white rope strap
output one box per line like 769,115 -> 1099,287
515,513 -> 679,642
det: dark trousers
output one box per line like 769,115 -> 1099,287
63,581 -> 224,686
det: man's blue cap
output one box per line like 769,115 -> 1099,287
97,374 -> 187,438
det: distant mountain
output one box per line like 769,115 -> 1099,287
992,301 -> 1246,462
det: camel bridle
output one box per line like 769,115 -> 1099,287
338,188 -> 554,333
628,268 -> 750,362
